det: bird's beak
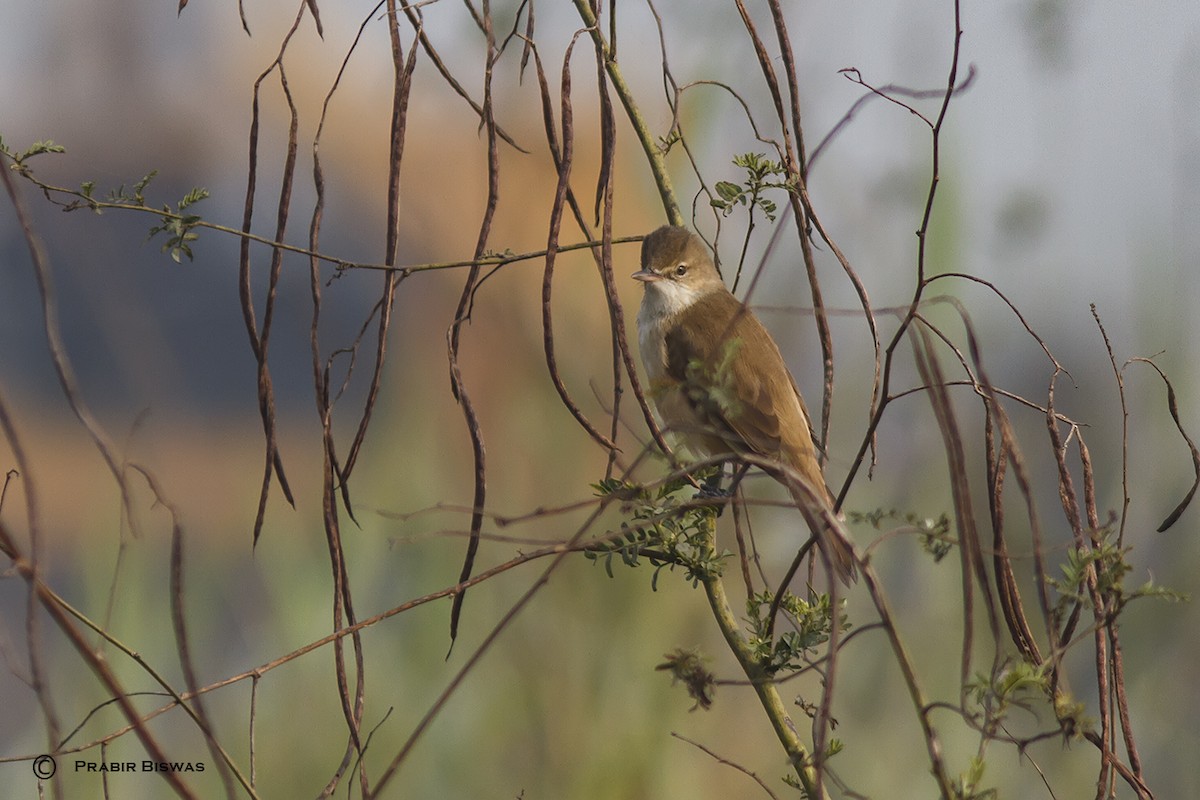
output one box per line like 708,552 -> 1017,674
631,268 -> 660,282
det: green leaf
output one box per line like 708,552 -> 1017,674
24,140 -> 67,159
132,170 -> 158,205
180,187 -> 209,208
714,181 -> 742,201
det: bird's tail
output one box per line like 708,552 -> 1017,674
785,481 -> 857,587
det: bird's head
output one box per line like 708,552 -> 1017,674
632,226 -> 725,316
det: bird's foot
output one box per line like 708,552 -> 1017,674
692,482 -> 733,515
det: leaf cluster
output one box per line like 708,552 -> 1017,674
1049,525 -> 1187,624
966,660 -> 1051,719
949,756 -> 997,800
709,152 -> 796,222
849,507 -> 953,561
147,184 -> 210,263
0,137 -> 66,170
745,589 -> 847,676
80,169 -> 161,209
1,137 -> 209,263
587,472 -> 730,590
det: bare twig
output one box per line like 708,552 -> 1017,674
671,732 -> 781,800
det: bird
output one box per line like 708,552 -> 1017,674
632,224 -> 855,585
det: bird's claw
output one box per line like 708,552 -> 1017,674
693,483 -> 733,515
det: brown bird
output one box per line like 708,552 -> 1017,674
633,225 -> 855,584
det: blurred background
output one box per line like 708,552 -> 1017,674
2,1 -> 1198,797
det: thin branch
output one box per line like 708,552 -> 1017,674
570,0 -> 682,226
0,522 -> 200,799
1124,354 -> 1200,532
671,732 -> 781,800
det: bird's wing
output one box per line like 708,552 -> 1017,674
663,292 -> 797,458
665,290 -> 850,581
664,291 -> 831,495
724,318 -> 813,463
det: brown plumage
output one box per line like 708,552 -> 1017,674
633,225 -> 855,584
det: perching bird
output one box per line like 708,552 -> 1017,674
633,225 -> 855,584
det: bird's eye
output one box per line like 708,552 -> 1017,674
674,263 -> 688,277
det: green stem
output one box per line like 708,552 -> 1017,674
571,0 -> 683,227
698,519 -> 829,799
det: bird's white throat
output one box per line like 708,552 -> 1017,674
636,279 -> 704,381
636,279 -> 703,328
